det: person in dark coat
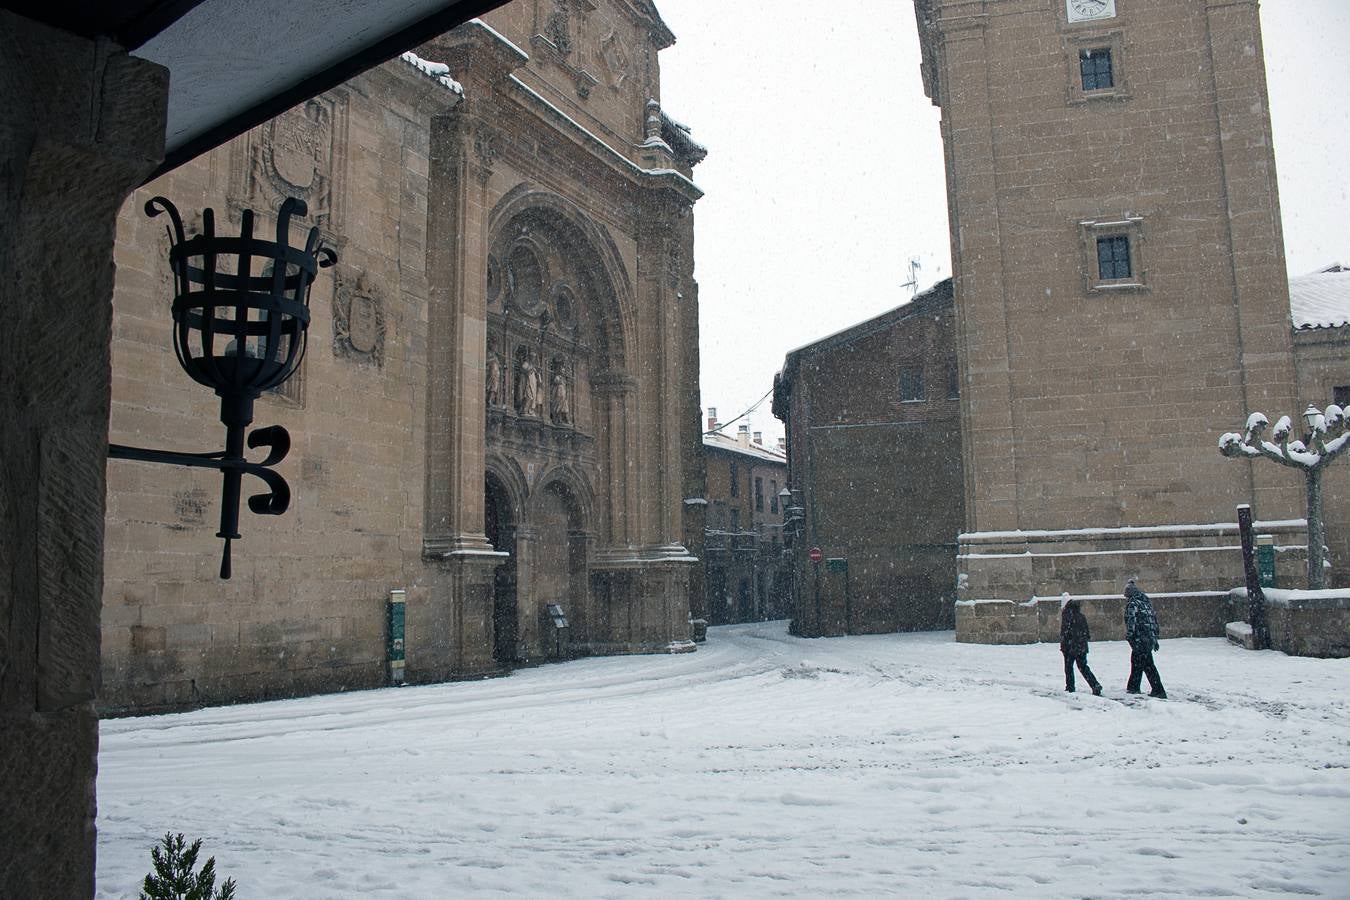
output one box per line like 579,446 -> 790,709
1123,578 -> 1166,698
1059,593 -> 1102,695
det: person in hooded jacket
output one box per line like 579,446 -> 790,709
1059,593 -> 1102,695
1123,578 -> 1166,698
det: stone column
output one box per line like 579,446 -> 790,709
418,100 -> 506,678
1204,0 -> 1302,522
634,200 -> 692,553
932,4 -> 1020,535
1,14 -> 167,899
424,104 -> 496,559
594,374 -> 638,548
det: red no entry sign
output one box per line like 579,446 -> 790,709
808,547 -> 823,563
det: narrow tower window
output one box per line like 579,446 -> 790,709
1096,235 -> 1133,280
1080,48 -> 1114,91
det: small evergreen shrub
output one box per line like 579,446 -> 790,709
139,832 -> 237,900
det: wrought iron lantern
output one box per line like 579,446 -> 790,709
109,196 -> 336,578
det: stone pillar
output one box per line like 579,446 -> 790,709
1,14 -> 167,899
424,104 -> 496,559
418,97 -> 506,679
512,524 -> 540,660
634,197 -> 693,553
595,375 -> 638,547
1204,0 -> 1301,521
931,5 -> 1019,536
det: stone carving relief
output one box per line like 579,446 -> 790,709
487,211 -> 610,457
472,121 -> 500,184
533,0 -> 605,100
546,1 -> 572,56
234,95 -> 347,240
506,242 -> 546,315
333,270 -> 387,366
599,25 -> 630,89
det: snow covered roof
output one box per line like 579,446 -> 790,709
1290,264 -> 1350,330
703,431 -> 787,465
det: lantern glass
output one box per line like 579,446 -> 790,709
1304,404 -> 1322,432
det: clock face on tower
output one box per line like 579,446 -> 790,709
1067,0 -> 1117,22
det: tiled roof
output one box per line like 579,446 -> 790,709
1290,265 -> 1350,330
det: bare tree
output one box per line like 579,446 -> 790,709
1219,404 -> 1350,589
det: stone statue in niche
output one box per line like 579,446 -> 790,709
551,371 -> 571,425
486,348 -> 503,408
517,355 -> 543,417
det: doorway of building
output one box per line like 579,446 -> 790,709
485,473 -> 518,667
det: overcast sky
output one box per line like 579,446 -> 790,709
654,0 -> 1350,444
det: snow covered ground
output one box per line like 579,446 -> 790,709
97,622 -> 1350,898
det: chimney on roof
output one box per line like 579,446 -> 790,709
753,431 -> 763,446
737,423 -> 750,447
706,406 -> 718,431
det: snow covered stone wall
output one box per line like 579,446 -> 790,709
957,591 -> 1246,645
1229,587 -> 1350,658
955,520 -> 1308,644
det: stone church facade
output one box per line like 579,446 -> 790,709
914,0 -> 1314,641
102,1 -> 705,712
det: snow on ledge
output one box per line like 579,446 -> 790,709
400,51 -> 463,95
960,520 -> 1306,543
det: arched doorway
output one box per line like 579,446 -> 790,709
485,472 -> 518,667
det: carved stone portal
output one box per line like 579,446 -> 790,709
333,270 -> 387,366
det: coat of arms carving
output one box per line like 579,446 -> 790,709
234,94 -> 347,241
333,270 -> 387,366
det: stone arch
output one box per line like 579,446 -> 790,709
484,452 -> 528,529
527,463 -> 595,526
487,185 -> 634,375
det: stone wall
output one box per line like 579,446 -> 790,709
1292,325 -> 1350,587
101,6 -> 704,714
1262,589 -> 1350,658
916,0 -> 1304,606
958,590 -> 1247,646
956,519 -> 1308,644
102,58 -> 456,713
1,13 -> 167,898
776,283 -> 964,637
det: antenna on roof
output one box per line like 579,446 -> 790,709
900,256 -> 922,298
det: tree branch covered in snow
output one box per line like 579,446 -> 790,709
1218,405 -> 1350,471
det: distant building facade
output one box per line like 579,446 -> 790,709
773,280 -> 963,635
102,1 -> 705,712
911,0 -> 1318,642
1291,265 -> 1350,587
701,414 -> 790,625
